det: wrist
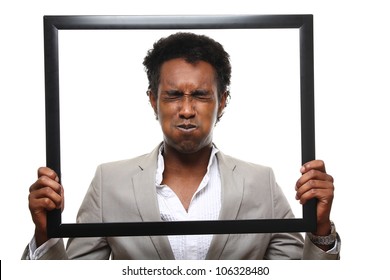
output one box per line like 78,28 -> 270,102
34,228 -> 49,248
313,220 -> 331,236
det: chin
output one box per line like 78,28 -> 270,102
177,142 -> 201,154
164,135 -> 212,154
166,139 -> 203,154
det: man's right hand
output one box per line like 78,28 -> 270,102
29,167 -> 64,247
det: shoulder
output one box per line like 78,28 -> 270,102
99,154 -> 148,171
217,151 -> 275,181
95,144 -> 160,178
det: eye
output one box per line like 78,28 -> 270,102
192,90 -> 213,101
163,90 -> 182,100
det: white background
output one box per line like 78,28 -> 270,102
1,0 -> 389,279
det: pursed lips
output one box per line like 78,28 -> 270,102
176,123 -> 197,132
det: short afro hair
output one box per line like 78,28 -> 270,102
143,32 -> 231,103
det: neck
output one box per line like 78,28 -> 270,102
162,142 -> 213,172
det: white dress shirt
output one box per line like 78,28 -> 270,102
155,145 -> 221,260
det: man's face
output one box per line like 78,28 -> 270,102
150,58 -> 226,154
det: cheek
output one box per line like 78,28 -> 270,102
197,107 -> 218,132
157,102 -> 175,117
157,105 -> 176,129
203,103 -> 219,120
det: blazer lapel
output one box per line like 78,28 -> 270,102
206,151 -> 244,259
132,144 -> 175,260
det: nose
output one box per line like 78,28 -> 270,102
178,95 -> 195,119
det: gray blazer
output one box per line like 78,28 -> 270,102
23,144 -> 339,260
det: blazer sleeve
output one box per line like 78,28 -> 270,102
21,238 -> 68,260
65,165 -> 111,259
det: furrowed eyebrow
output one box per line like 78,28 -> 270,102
168,89 -> 182,93
161,90 -> 182,96
161,89 -> 213,100
163,89 -> 211,95
192,89 -> 211,95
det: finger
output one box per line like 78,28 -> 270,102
29,186 -> 63,209
298,187 -> 333,208
296,169 -> 334,190
295,179 -> 334,201
29,196 -> 59,212
60,185 -> 65,211
29,175 -> 62,194
300,160 -> 326,174
37,167 -> 59,182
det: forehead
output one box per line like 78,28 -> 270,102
159,58 -> 216,86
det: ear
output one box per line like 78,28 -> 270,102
148,90 -> 158,116
217,91 -> 228,118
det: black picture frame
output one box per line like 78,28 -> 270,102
44,14 -> 317,238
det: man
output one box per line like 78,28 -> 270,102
24,32 -> 340,260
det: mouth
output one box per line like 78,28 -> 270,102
177,123 -> 197,132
